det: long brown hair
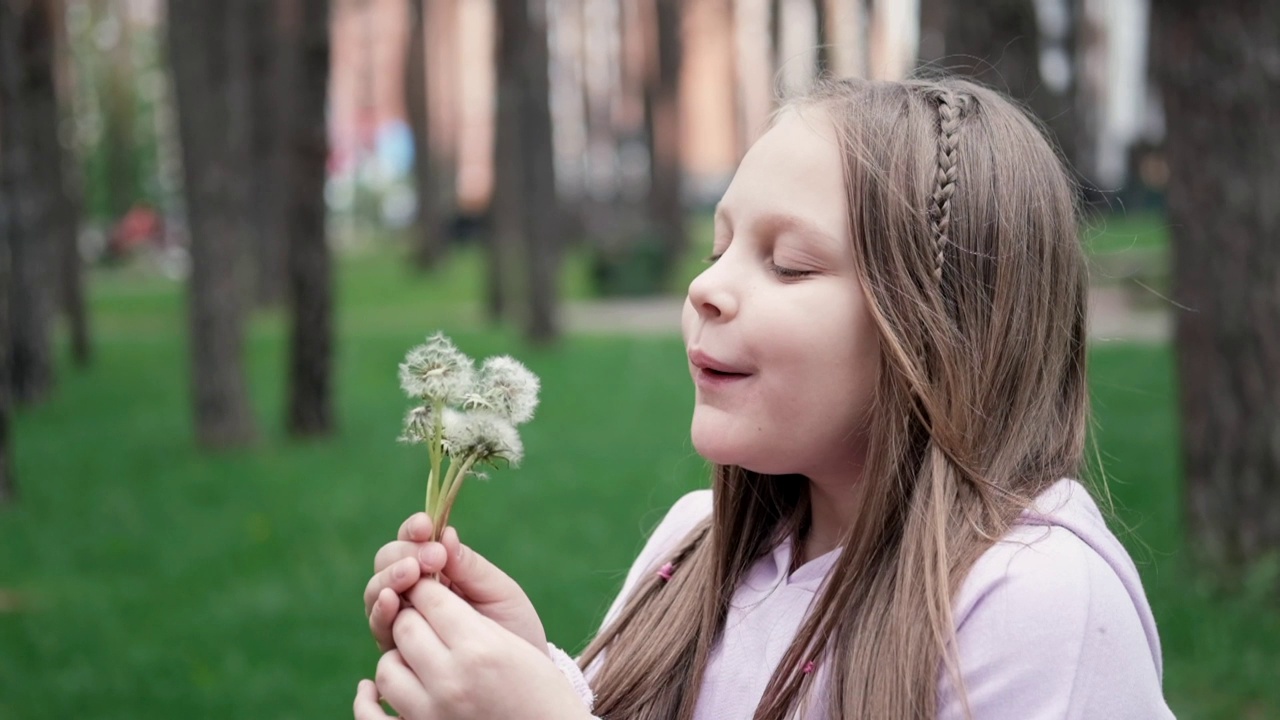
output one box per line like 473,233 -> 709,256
579,76 -> 1090,720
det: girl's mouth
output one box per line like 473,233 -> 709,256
695,367 -> 753,389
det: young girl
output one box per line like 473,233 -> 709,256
354,76 -> 1175,719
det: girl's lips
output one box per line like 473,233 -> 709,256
693,367 -> 753,390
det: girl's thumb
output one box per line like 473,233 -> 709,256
440,526 -> 519,604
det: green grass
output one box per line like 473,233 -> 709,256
2,228 -> 1274,720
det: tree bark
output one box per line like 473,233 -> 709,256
492,0 -> 560,343
101,0 -> 137,221
283,0 -> 334,437
917,0 -> 949,67
0,0 -> 20,501
247,0 -> 287,307
405,0 -> 448,271
941,0 -> 1078,170
5,0 -> 62,407
487,0 -> 524,325
644,0 -> 685,288
168,0 -> 259,449
1153,0 -> 1280,581
813,0 -> 830,75
769,0 -> 782,79
50,0 -> 89,367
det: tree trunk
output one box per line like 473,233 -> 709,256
813,0 -> 830,75
769,0 -> 782,79
5,0 -> 62,407
492,0 -> 560,343
942,0 -> 1078,172
406,0 -> 448,271
94,0 -> 138,222
1154,0 -> 1280,582
168,0 -> 258,449
645,0 -> 685,288
247,0 -> 287,307
50,0 -> 90,367
917,0 -> 949,66
487,0 -> 524,325
283,0 -> 334,438
0,0 -> 20,502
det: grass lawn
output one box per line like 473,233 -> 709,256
2,228 -> 1276,719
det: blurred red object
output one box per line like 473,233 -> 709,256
108,204 -> 165,258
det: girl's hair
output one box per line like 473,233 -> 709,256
579,76 -> 1089,720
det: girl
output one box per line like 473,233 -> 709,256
355,76 -> 1175,719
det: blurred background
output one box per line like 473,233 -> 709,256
0,0 -> 1276,717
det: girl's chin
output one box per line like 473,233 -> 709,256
691,429 -> 784,475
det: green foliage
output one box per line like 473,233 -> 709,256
1,235 -> 1274,719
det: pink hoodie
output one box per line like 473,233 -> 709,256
555,478 -> 1175,719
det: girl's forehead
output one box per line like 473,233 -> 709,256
717,108 -> 848,236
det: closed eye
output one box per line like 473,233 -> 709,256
770,262 -> 814,279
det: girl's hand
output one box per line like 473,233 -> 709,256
364,514 -> 548,654
353,581 -> 592,720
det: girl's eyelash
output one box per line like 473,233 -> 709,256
771,263 -> 814,279
703,253 -> 813,279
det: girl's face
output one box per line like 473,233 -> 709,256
681,108 -> 880,480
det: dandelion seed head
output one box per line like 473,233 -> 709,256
464,356 -> 540,425
398,332 -> 477,404
443,410 -> 524,467
398,405 -> 436,444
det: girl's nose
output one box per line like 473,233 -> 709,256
687,258 -> 739,321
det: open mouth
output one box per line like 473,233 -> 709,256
703,368 -> 749,378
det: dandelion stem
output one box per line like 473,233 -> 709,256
426,400 -> 445,517
436,452 -> 479,534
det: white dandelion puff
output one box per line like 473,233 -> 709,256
444,410 -> 524,467
464,356 -> 540,425
398,405 -> 436,444
398,332 -> 477,404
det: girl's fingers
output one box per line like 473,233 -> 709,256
437,528 -> 519,605
352,679 -> 392,720
363,557 -> 421,617
391,607 -> 449,678
406,578 -> 490,649
396,513 -> 434,542
374,540 -> 446,574
368,587 -> 401,652
376,649 -> 431,719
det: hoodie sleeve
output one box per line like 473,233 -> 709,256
936,523 -> 1175,720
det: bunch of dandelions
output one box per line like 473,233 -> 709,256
398,332 -> 539,540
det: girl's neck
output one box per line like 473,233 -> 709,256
800,472 -> 861,564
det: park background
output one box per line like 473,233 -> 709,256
1,0 -> 1276,718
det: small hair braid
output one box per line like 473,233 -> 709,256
928,91 -> 964,284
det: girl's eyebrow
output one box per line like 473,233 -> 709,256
715,204 -> 841,247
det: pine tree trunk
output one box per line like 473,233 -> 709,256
168,0 -> 259,449
813,0 -> 830,74
488,0 -> 525,325
6,0 -> 61,407
100,0 -> 138,221
50,0 -> 89,367
515,0 -> 559,343
492,0 -> 560,342
406,0 -> 447,271
248,0 -> 287,307
645,0 -> 685,288
942,0 -> 1078,171
284,0 -> 334,438
0,0 -> 19,502
917,0 -> 949,66
1154,0 -> 1280,581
